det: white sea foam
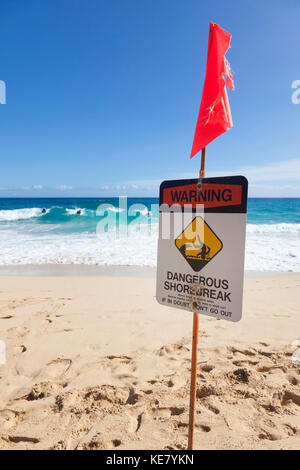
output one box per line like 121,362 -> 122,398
245,234 -> 300,271
247,223 -> 300,234
0,222 -> 298,271
66,208 -> 86,215
0,230 -> 158,266
106,207 -> 124,213
0,208 -> 48,221
245,224 -> 300,271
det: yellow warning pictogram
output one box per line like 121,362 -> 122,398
175,216 -> 223,272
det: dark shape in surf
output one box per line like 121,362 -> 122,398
198,244 -> 211,260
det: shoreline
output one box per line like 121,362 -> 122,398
0,264 -> 296,277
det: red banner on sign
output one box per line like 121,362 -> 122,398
162,183 -> 242,209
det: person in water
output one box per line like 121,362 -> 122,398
41,208 -> 46,214
76,209 -> 81,215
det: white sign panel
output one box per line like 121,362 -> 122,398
156,176 -> 248,322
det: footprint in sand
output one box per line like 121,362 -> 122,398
287,374 -> 299,386
200,364 -> 215,373
231,347 -> 257,357
44,358 -> 72,379
164,443 -> 185,450
106,355 -> 132,364
0,409 -> 23,430
7,326 -> 30,340
158,343 -> 190,357
204,401 -> 220,415
163,375 -> 187,389
150,406 -> 185,419
281,390 -> 300,407
13,344 -> 27,355
8,381 -> 68,405
37,301 -> 67,323
0,298 -> 49,315
197,384 -> 220,399
78,434 -> 122,450
6,435 -> 40,444
198,424 -> 211,432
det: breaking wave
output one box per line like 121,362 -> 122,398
0,208 -> 49,221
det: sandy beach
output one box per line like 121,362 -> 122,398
0,270 -> 299,450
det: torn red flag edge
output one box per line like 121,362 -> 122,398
190,22 -> 234,159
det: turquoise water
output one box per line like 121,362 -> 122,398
0,197 -> 299,270
247,198 -> 300,224
0,198 -> 159,234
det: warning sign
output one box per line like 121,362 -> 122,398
156,176 -> 248,322
175,216 -> 223,272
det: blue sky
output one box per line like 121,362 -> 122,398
0,0 -> 299,197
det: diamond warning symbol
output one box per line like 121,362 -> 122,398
175,216 -> 223,272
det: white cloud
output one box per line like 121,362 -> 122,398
31,158 -> 296,197
33,185 -> 43,190
180,158 -> 300,197
209,158 -> 300,183
56,185 -> 72,191
123,179 -> 162,193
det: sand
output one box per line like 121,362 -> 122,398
0,272 -> 299,450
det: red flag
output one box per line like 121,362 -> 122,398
190,23 -> 234,158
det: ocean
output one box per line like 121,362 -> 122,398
0,197 -> 299,271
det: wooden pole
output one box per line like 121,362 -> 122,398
187,311 -> 199,450
188,147 -> 206,450
199,146 -> 206,179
